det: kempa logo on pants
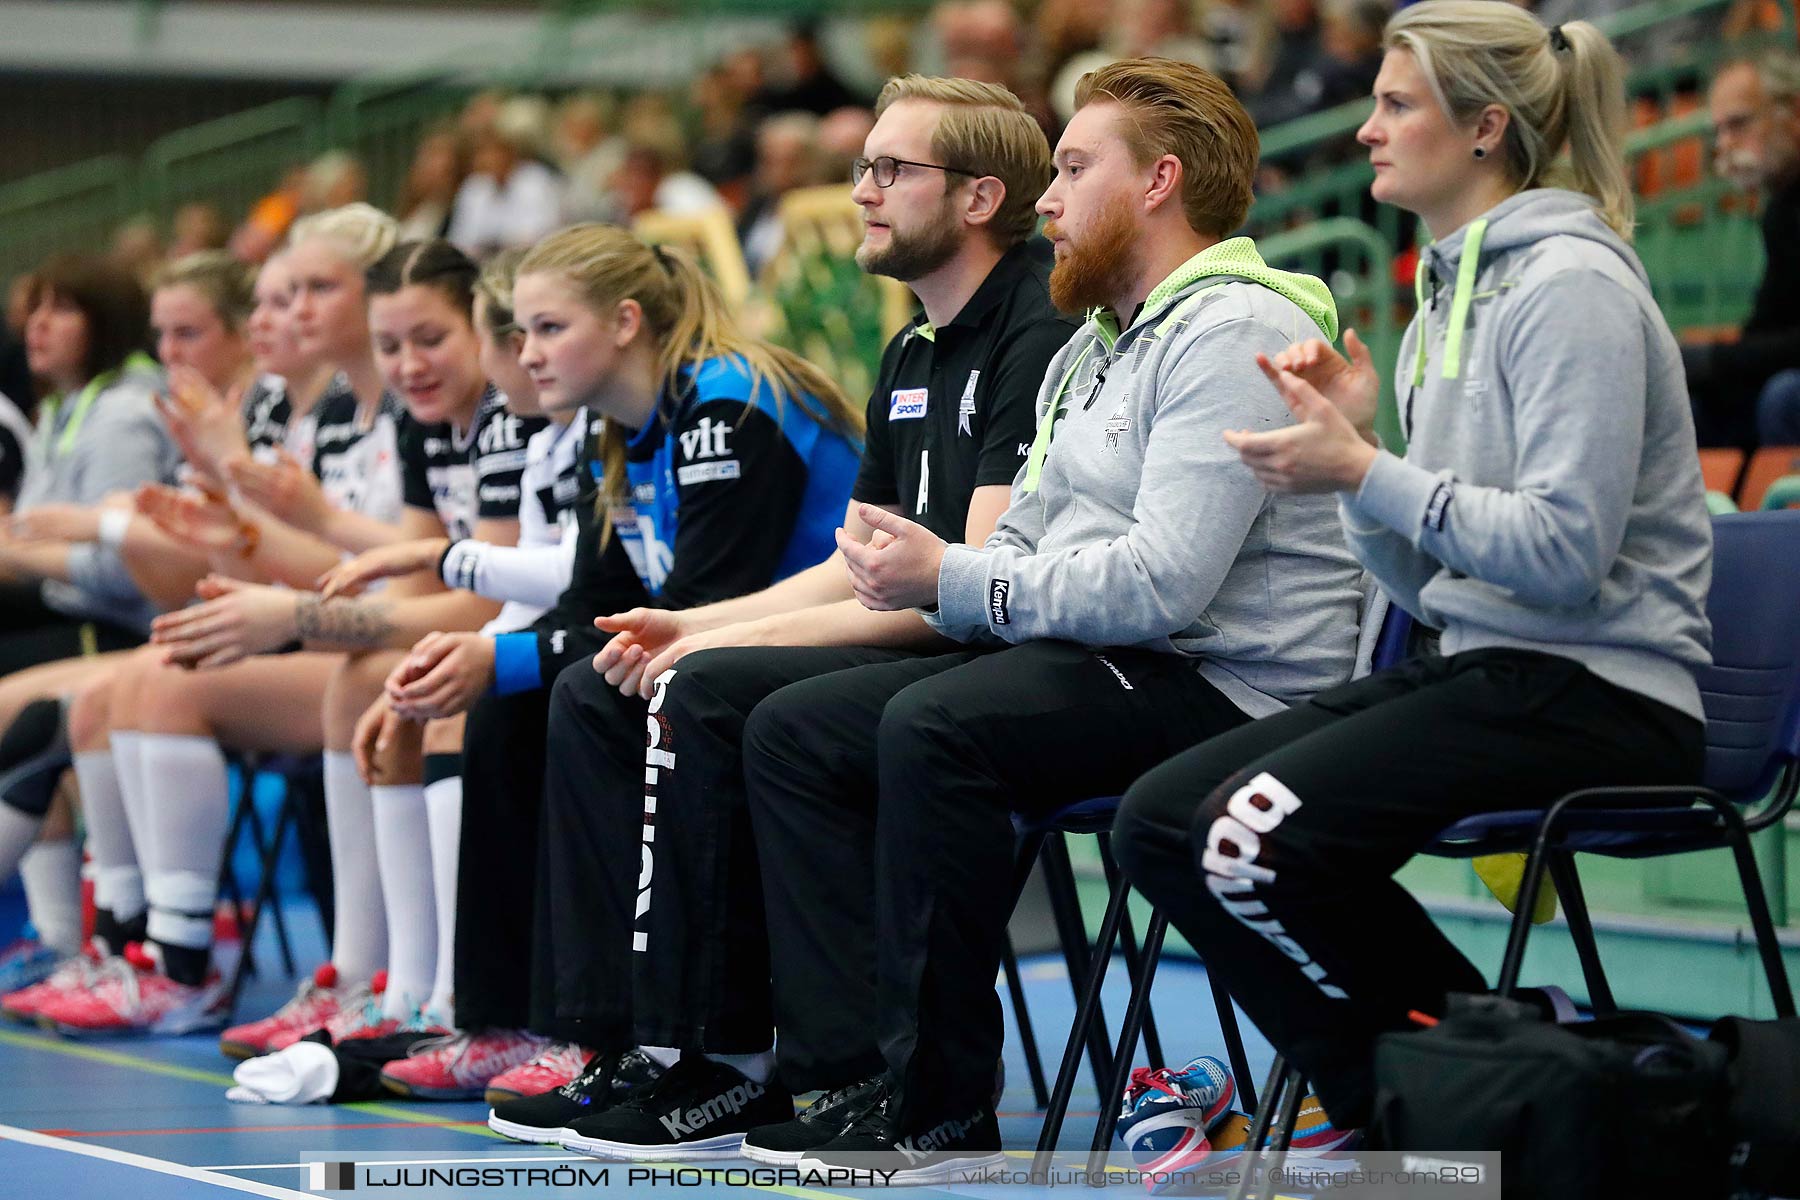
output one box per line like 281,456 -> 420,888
637,668 -> 679,952
660,1079 -> 765,1137
1201,771 -> 1348,1000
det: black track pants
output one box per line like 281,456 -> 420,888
1112,648 -> 1704,1128
745,640 -> 1253,1125
618,645 -> 921,1053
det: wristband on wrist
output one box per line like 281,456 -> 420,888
97,508 -> 133,550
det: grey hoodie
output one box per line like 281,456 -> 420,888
926,238 -> 1366,718
16,359 -> 180,631
1344,189 -> 1713,720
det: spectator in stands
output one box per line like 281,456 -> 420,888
738,112 -> 824,275
1685,52 -> 1800,449
689,65 -> 761,212
396,127 -> 469,242
552,94 -> 625,223
753,23 -> 864,116
110,218 -> 165,290
168,203 -> 229,260
231,165 -> 307,265
302,151 -> 369,215
449,98 -> 566,257
1251,0 -> 1391,128
816,105 -> 877,185
607,139 -> 724,222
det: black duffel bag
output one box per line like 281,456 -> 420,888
1365,993 -> 1732,1199
1710,1015 -> 1800,1197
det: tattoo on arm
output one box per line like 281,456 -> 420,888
295,594 -> 397,648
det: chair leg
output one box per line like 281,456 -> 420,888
1255,1070 -> 1307,1200
1099,835 -> 1163,1070
1724,819 -> 1798,1018
1032,850 -> 1133,1166
1209,964 -> 1258,1114
227,796 -> 294,1015
1496,839 -> 1555,997
1547,852 -> 1615,1015
243,788 -> 296,977
1230,1058 -> 1294,1200
289,768 -> 335,951
217,790 -> 256,982
1040,833 -> 1115,1092
1086,909 -> 1168,1171
1002,932 -> 1050,1109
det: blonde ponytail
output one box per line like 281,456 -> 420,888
518,224 -> 865,534
1387,0 -> 1634,238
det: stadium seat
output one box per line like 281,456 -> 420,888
1235,511 -> 1800,1195
1698,446 -> 1745,497
1760,475 -> 1800,510
632,205 -> 752,310
1739,446 -> 1800,510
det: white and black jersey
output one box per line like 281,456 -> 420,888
0,389 -> 30,503
309,377 -> 406,524
453,407 -> 600,636
399,387 -> 545,541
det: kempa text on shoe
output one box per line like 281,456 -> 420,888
658,1080 -> 766,1138
896,1114 -> 979,1164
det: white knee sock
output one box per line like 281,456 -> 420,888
110,731 -> 153,870
20,840 -> 82,956
0,803 -> 44,893
423,775 -> 461,1020
706,1049 -> 774,1084
640,1045 -> 681,1069
323,751 -> 387,983
138,734 -> 230,953
73,749 -> 145,923
370,783 -> 434,1021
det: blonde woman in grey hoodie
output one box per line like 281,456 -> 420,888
1114,0 -> 1713,1139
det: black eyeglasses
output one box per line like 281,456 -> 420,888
851,155 -> 980,189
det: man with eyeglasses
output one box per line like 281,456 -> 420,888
485,75 -> 1074,1157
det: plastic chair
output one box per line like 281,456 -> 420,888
1236,511 -> 1800,1199
1026,588 -> 1415,1179
221,753 -> 334,1014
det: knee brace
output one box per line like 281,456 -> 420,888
0,698 -> 71,819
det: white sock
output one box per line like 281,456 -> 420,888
110,731 -> 153,869
323,751 -> 387,983
20,839 -> 82,955
706,1049 -> 774,1084
370,783 -> 434,1021
423,775 -> 461,1018
73,749 -> 145,922
0,802 -> 43,890
138,734 -> 229,952
640,1045 -> 681,1070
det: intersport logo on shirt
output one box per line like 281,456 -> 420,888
888,388 -> 929,421
659,1079 -> 766,1138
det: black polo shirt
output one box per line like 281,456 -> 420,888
852,238 -> 1079,543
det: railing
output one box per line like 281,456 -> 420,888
1261,218 -> 1403,451
0,155 -> 139,290
141,97 -> 323,228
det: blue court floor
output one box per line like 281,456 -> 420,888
0,901 -> 1278,1199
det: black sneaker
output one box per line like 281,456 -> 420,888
487,1048 -> 663,1144
742,1073 -> 888,1166
798,1094 -> 1006,1185
559,1055 -> 793,1160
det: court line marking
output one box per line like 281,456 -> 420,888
0,1028 -> 854,1199
0,1123 -> 315,1199
0,1027 -> 503,1137
205,1152 -> 581,1170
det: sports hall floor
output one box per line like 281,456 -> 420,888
0,895 -> 1279,1199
